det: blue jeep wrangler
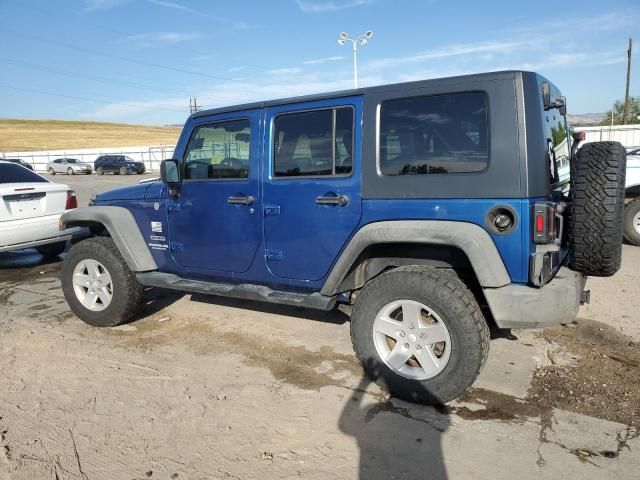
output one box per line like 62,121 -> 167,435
60,71 -> 627,404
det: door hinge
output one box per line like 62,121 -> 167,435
167,201 -> 181,213
170,241 -> 184,252
264,249 -> 283,261
264,205 -> 280,217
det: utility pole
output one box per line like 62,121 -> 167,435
189,97 -> 199,115
623,37 -> 632,125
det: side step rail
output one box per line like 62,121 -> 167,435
136,272 -> 337,311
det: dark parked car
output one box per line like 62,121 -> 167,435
61,71 -> 626,405
94,155 -> 146,175
4,158 -> 34,170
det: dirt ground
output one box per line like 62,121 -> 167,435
0,175 -> 639,479
0,119 -> 180,152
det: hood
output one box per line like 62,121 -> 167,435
95,181 -> 163,203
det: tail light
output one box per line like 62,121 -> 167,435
533,202 -> 559,244
66,190 -> 78,209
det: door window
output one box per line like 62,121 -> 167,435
183,119 -> 251,180
273,107 -> 354,177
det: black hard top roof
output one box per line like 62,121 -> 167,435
191,70 -> 538,119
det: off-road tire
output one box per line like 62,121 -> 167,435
96,167 -> 104,175
350,266 -> 490,405
624,198 -> 640,246
567,141 -> 626,277
61,237 -> 143,327
36,241 -> 66,259
119,166 -> 127,175
48,167 -> 55,175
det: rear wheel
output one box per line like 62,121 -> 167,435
36,241 -> 66,259
67,167 -> 75,175
567,141 -> 626,277
48,167 -> 55,175
61,237 -> 143,327
119,166 -> 127,175
350,266 -> 489,405
96,167 -> 104,175
624,198 -> 640,246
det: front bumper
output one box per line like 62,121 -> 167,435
483,267 -> 586,329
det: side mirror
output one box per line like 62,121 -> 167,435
556,96 -> 567,116
160,159 -> 181,197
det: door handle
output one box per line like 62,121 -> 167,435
315,194 -> 349,206
227,195 -> 255,205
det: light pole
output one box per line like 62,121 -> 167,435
338,30 -> 373,89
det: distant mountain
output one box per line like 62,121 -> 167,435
567,113 -> 606,126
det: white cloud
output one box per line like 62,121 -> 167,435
127,32 -> 202,46
228,66 -> 246,73
267,67 -> 304,75
296,0 -> 372,13
145,0 -> 247,28
303,56 -> 345,65
84,0 -> 127,11
365,41 -> 523,71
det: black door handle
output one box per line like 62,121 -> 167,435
315,195 -> 349,206
227,195 -> 255,205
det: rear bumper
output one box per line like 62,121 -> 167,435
0,213 -> 81,252
483,267 -> 586,329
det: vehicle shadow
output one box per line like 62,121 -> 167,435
339,362 -> 450,480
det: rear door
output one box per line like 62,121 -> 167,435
263,97 -> 362,281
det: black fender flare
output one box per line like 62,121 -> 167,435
321,220 -> 511,296
60,206 -> 158,272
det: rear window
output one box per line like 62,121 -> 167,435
0,163 -> 48,183
379,92 -> 489,175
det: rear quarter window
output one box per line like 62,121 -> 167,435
379,92 -> 489,175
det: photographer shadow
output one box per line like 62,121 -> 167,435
339,363 -> 450,480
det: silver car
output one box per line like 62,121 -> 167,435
47,158 -> 93,175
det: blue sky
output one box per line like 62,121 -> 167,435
0,0 -> 638,125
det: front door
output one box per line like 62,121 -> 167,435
167,110 -> 262,273
263,97 -> 363,282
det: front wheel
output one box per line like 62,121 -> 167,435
350,266 -> 489,405
96,167 -> 104,175
61,237 -> 143,327
119,166 -> 128,175
48,167 -> 55,175
67,167 -> 75,175
624,198 -> 640,246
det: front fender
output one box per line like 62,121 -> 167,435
60,206 -> 157,272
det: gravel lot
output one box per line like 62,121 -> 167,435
0,174 -> 639,480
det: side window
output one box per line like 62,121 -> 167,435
184,119 -> 251,180
379,92 -> 489,175
273,107 -> 354,177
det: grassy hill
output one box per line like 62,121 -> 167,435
0,119 -> 182,152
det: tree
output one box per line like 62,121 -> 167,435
600,96 -> 640,125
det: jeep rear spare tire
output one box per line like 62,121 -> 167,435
568,141 -> 626,277
350,266 -> 490,405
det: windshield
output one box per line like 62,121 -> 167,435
123,156 -> 136,163
0,163 -> 48,183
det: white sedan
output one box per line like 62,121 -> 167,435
0,160 -> 81,257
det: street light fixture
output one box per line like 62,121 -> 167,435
337,30 -> 374,89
